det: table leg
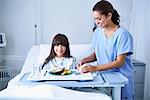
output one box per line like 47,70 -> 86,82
112,87 -> 121,100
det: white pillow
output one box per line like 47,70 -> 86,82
38,44 -> 51,65
38,44 -> 93,65
21,44 -> 94,74
70,44 -> 93,63
21,45 -> 40,74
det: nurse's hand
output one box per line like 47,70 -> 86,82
76,59 -> 86,70
77,63 -> 88,73
82,65 -> 97,73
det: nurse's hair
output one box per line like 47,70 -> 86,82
41,33 -> 72,69
93,0 -> 120,26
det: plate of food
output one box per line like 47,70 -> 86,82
49,68 -> 72,75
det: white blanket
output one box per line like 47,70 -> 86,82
0,74 -> 111,100
0,84 -> 111,100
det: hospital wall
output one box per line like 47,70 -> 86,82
1,0 -> 150,99
0,0 -> 132,57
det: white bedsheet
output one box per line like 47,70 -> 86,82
0,45 -> 112,100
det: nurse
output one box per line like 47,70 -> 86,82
78,0 -> 134,100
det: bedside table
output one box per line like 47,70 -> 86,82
133,59 -> 146,100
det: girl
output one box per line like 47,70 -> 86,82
41,33 -> 76,74
78,0 -> 134,100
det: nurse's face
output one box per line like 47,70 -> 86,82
93,11 -> 111,28
54,44 -> 66,57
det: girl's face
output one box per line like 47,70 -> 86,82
54,44 -> 66,57
93,11 -> 111,28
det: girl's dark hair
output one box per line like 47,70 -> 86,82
93,0 -> 120,26
41,33 -> 71,69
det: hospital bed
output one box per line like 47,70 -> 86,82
0,44 -> 127,100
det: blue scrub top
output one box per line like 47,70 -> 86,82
92,27 -> 134,98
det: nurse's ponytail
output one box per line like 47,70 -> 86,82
93,0 -> 120,26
